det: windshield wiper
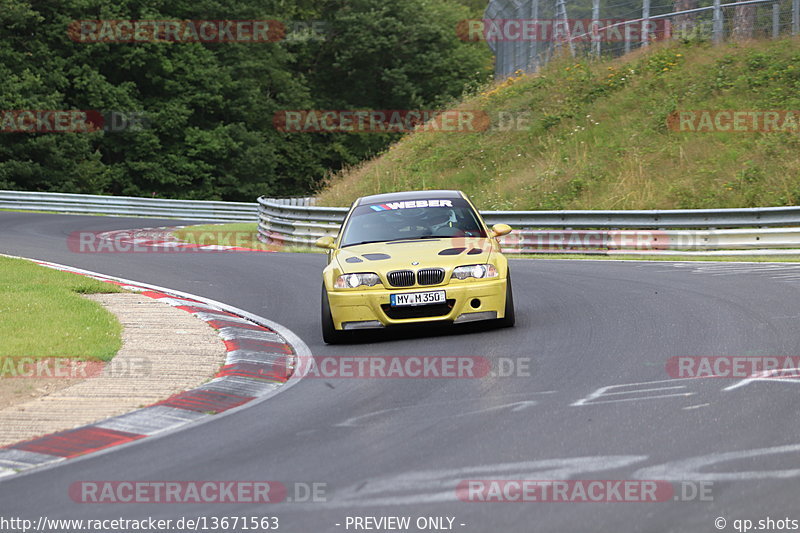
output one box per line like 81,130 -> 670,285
343,236 -> 438,247
343,235 -> 454,247
341,239 -> 391,247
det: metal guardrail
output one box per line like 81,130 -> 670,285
257,197 -> 800,255
479,206 -> 800,229
502,228 -> 800,255
0,190 -> 257,222
3,191 -> 799,255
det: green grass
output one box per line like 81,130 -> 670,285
0,257 -> 122,361
0,208 -> 59,215
172,223 -> 323,253
0,208 -> 150,217
318,37 -> 800,211
0,207 -> 239,220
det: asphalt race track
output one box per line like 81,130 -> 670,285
2,211 -> 800,533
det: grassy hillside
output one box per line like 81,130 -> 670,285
318,38 -> 800,210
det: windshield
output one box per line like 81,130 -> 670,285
340,197 -> 487,247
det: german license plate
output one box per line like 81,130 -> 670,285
390,290 -> 446,307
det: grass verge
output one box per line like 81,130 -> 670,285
0,257 -> 122,361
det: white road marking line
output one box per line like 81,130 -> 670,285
724,368 -> 800,391
309,456 -> 648,509
455,401 -> 538,416
602,386 -> 687,396
335,393 -> 555,427
574,392 -> 695,406
682,403 -> 710,410
571,378 -> 698,406
633,443 -> 800,481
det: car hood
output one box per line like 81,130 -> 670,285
333,238 -> 496,273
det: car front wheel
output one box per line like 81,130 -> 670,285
321,285 -> 347,344
498,273 -> 515,328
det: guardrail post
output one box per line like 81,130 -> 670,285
529,0 -> 540,71
554,0 -> 576,56
591,0 -> 601,56
624,23 -> 632,54
502,40 -> 512,78
713,0 -> 723,43
512,1 -> 521,74
773,2 -> 780,38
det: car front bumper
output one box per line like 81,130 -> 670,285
326,278 -> 508,330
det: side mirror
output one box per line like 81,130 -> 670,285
315,236 -> 336,249
491,223 -> 512,237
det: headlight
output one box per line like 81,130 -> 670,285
452,264 -> 499,280
334,272 -> 381,288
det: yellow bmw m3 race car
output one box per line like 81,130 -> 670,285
315,190 -> 515,344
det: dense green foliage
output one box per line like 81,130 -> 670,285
0,0 -> 491,200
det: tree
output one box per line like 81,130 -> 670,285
732,1 -> 757,40
290,0 -> 492,169
0,0 -> 492,199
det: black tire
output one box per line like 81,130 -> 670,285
498,273 -> 515,328
321,285 -> 347,344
